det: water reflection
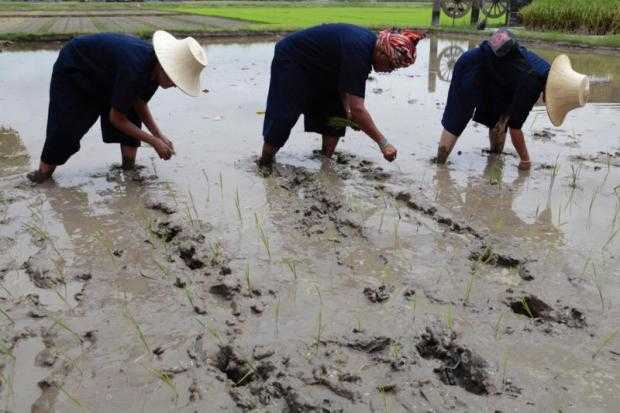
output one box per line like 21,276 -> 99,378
426,36 -> 620,103
433,157 -> 563,245
0,127 -> 30,177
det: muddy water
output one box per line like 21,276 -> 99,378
0,36 -> 619,412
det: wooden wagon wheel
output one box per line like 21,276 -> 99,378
438,44 -> 465,82
481,0 -> 509,19
440,0 -> 472,19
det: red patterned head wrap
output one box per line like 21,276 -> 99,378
376,29 -> 426,69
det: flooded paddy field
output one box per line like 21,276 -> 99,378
0,35 -> 619,412
0,10 -> 244,37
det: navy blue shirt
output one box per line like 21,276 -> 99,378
276,23 -> 377,98
58,33 -> 159,114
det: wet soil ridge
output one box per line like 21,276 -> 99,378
469,245 -> 534,281
416,327 -> 494,395
276,164 -> 365,239
392,190 -> 485,240
506,294 -> 587,328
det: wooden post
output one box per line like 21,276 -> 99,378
428,36 -> 438,93
470,0 -> 481,26
432,0 -> 441,27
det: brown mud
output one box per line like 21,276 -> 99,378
1,36 -> 619,412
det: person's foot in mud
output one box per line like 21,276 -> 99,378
121,156 -> 136,171
27,162 -> 56,183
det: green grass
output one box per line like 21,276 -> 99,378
522,0 -> 620,35
169,3 -> 502,30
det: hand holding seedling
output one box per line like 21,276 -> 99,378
152,137 -> 174,160
381,143 -> 397,162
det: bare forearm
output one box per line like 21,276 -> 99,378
350,108 -> 386,145
134,100 -> 163,138
110,110 -> 157,145
510,129 -> 530,161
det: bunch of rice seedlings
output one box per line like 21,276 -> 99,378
521,0 -> 620,35
521,297 -> 534,318
244,263 -> 252,292
327,117 -> 360,130
494,311 -> 506,340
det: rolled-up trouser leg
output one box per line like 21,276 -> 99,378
41,71 -> 100,166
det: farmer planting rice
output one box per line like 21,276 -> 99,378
258,23 -> 425,167
28,30 -> 207,183
435,29 -> 589,170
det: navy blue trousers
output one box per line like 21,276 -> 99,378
262,48 -> 346,149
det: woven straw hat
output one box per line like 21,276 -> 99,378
545,54 -> 589,127
153,30 -> 207,97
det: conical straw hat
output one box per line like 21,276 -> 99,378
153,30 -> 207,97
545,54 -> 589,127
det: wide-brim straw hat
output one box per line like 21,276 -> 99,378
153,30 -> 207,97
545,54 -> 590,127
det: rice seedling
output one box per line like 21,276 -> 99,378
93,227 -> 117,267
48,314 -> 83,344
568,163 -> 582,189
143,365 -> 179,401
150,157 -> 158,177
327,117 -> 360,130
0,282 -> 12,299
123,306 -> 150,353
377,384 -> 391,413
164,182 -> 179,208
407,296 -> 417,319
602,227 -> 619,250
590,263 -> 605,312
389,342 -> 402,362
244,263 -> 252,292
445,305 -> 454,330
219,172 -> 224,201
488,165 -> 502,186
282,257 -> 299,281
188,190 -> 199,221
313,285 -> 324,353
153,258 -> 171,279
254,213 -> 271,259
195,317 -> 224,346
592,330 -> 619,360
0,340 -> 15,361
494,311 -> 506,340
463,270 -> 476,303
273,297 -> 281,337
500,351 -> 510,390
201,169 -> 211,203
235,360 -> 257,387
58,384 -> 86,411
521,297 -> 534,318
234,188 -> 243,225
0,307 -> 14,325
392,216 -> 401,249
547,157 -> 560,200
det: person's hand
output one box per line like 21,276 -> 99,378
518,160 -> 532,171
382,144 -> 397,162
157,135 -> 175,154
152,138 -> 173,160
